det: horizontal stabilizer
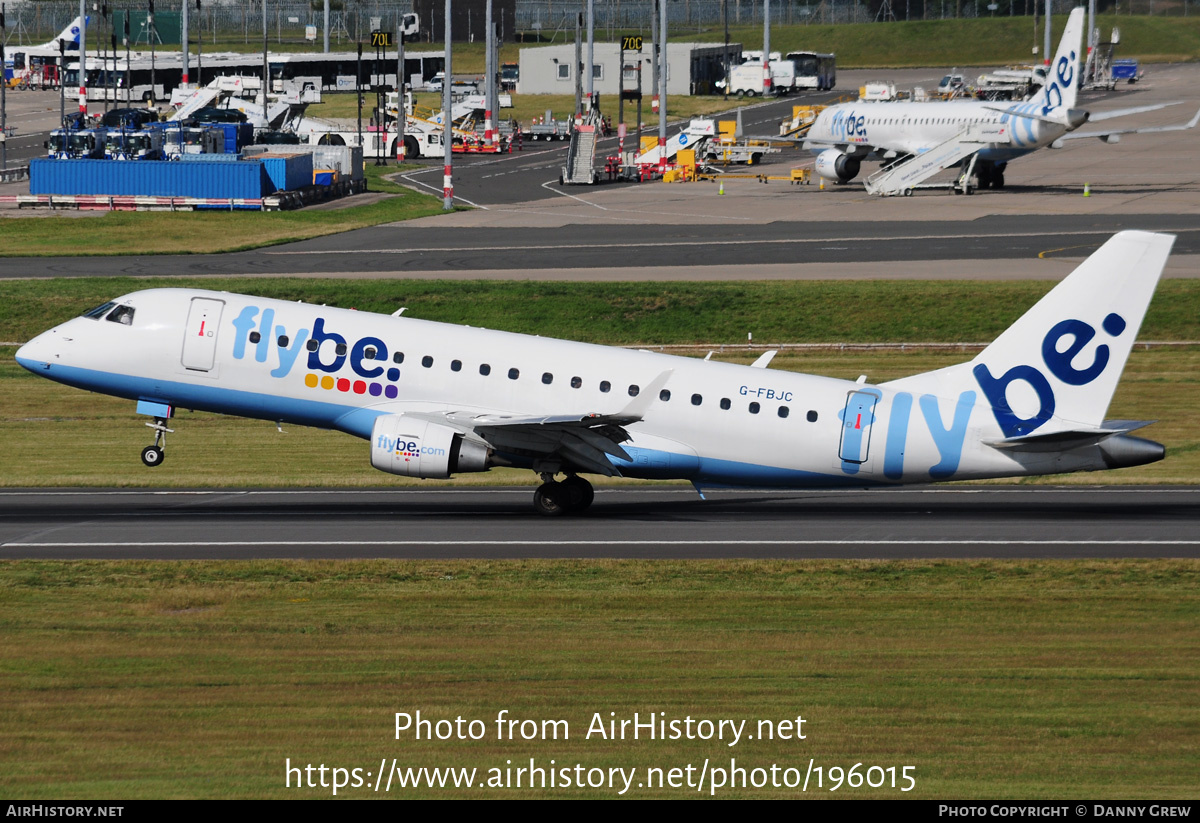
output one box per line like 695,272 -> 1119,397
987,420 -> 1155,452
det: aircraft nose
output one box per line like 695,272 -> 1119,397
1067,108 -> 1090,130
14,331 -> 55,373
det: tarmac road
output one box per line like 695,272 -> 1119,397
2,213 -> 1198,279
1,486 -> 1197,559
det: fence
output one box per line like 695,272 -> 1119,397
0,1 -> 1188,48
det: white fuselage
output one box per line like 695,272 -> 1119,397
807,99 -> 1069,163
15,288 -> 1135,490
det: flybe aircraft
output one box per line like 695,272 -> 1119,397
15,232 -> 1172,515
804,8 -> 1196,191
8,17 -> 87,63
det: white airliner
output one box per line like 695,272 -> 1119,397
15,232 -> 1172,515
805,8 -> 1198,192
8,17 -> 87,63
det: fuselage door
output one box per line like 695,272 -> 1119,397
838,388 -> 881,464
181,297 -> 225,371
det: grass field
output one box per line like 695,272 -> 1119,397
2,278 -> 1198,487
4,277 -> 1200,344
167,16 -> 1200,68
0,165 -> 448,258
0,559 -> 1196,798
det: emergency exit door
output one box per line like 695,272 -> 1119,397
181,297 -> 225,371
839,389 -> 880,464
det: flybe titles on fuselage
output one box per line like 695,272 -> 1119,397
828,109 -> 868,143
229,305 -> 402,399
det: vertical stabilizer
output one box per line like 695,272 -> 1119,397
1040,7 -> 1084,113
887,231 -> 1174,436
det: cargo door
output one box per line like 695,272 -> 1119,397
181,297 -> 224,371
838,389 -> 881,464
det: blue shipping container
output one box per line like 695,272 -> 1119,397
257,153 -> 313,193
207,122 -> 254,153
30,158 -> 266,200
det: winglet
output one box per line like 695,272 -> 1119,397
617,369 -> 673,422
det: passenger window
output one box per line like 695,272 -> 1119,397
628,385 -> 640,397
778,406 -> 789,418
362,345 -> 375,359
720,398 -> 731,410
307,339 -> 319,352
422,356 -> 433,368
480,364 -> 491,376
659,389 -> 670,401
691,394 -> 702,406
599,381 -> 611,393
571,376 -> 582,389
508,368 -> 520,380
249,331 -> 261,343
451,360 -> 462,372
106,306 -> 135,325
335,343 -> 347,356
807,410 -> 818,422
279,335 -> 291,348
82,301 -> 116,319
392,352 -> 404,364
542,372 -> 553,385
749,402 -> 760,414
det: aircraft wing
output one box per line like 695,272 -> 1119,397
1061,105 -> 1200,141
801,138 -> 880,153
1086,101 -> 1182,122
398,370 -> 674,476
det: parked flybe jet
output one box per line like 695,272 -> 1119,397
15,232 -> 1172,515
8,17 -> 87,63
804,8 -> 1198,193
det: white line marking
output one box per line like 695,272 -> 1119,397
5,540 -> 1199,548
261,227 -> 1170,255
397,168 -> 487,209
0,488 -> 1195,497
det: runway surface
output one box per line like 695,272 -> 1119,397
3,213 -> 1198,279
2,486 -> 1197,560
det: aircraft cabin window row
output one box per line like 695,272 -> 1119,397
285,336 -> 825,424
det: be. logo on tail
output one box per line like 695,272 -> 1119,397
1040,50 -> 1077,116
973,313 -> 1126,437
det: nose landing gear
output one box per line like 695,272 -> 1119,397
532,473 -> 595,516
141,417 -> 174,467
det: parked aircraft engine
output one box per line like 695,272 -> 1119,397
814,149 -> 861,183
370,414 -> 491,479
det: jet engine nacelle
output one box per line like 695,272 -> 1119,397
814,149 -> 861,183
370,414 -> 491,479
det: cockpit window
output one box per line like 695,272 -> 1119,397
82,301 -> 117,319
105,305 -> 135,325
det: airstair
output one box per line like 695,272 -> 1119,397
634,119 -> 717,167
560,124 -> 598,185
169,86 -> 222,121
863,122 -> 1010,196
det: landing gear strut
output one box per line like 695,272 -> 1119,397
141,417 -> 173,467
532,473 -> 594,516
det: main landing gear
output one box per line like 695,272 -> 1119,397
141,417 -> 174,467
532,474 -> 595,516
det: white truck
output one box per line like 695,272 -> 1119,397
723,55 -> 797,97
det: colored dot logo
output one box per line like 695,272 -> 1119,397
306,373 -> 398,399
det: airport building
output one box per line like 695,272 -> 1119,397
516,42 -> 741,97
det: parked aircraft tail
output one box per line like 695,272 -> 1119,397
1041,7 -> 1084,114
887,231 -> 1174,441
43,16 -> 87,50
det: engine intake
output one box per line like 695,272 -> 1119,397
815,149 -> 862,183
370,414 -> 491,479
